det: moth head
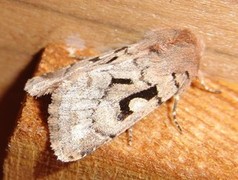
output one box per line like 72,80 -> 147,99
146,29 -> 204,79
172,29 -> 205,60
146,29 -> 204,58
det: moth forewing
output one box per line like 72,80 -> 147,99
25,29 -> 203,162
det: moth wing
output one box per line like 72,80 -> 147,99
24,47 -> 130,97
48,70 -> 113,162
48,65 -> 189,162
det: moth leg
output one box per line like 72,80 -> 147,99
127,128 -> 133,146
172,95 -> 183,133
197,71 -> 221,93
198,77 -> 221,93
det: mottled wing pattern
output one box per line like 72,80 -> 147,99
48,56 -> 190,162
24,46 -> 131,97
25,29 -> 201,162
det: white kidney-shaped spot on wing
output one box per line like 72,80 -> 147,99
129,98 -> 149,112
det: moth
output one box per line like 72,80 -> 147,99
25,29 -> 208,162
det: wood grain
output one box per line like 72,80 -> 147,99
3,44 -> 238,179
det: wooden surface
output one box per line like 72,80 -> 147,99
3,44 -> 238,179
1,0 -> 238,179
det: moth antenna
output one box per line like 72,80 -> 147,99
172,95 -> 183,133
127,128 -> 133,146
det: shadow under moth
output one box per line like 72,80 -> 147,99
25,29 -> 210,162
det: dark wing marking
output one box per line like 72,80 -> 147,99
89,56 -> 100,62
118,85 -> 158,121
